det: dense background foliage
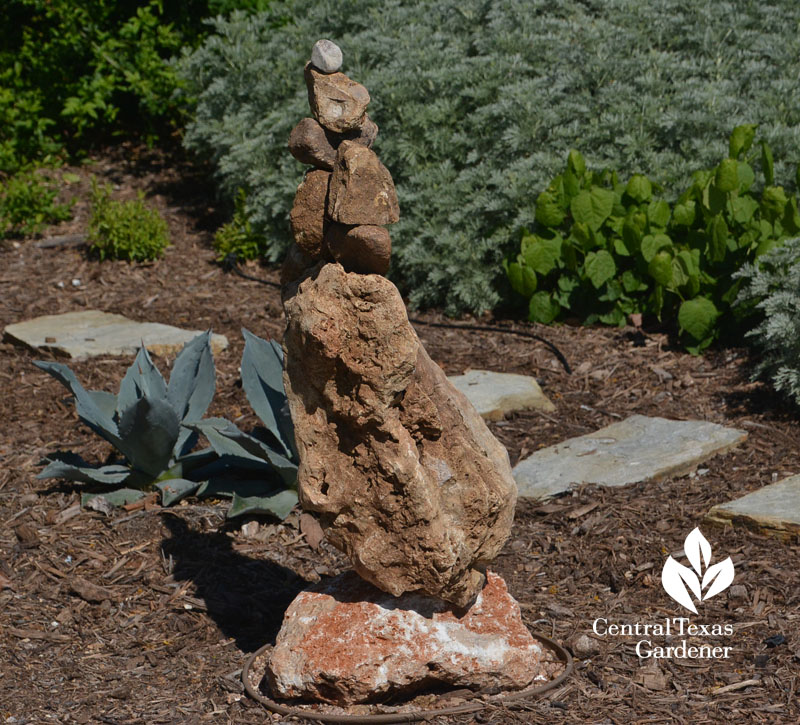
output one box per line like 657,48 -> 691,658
178,0 -> 800,315
0,0 -> 278,173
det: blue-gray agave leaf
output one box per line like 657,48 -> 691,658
240,328 -> 295,458
117,344 -> 168,418
191,417 -> 297,486
33,361 -> 122,448
167,331 -> 216,457
88,390 -> 118,420
155,478 -> 201,506
117,396 -> 181,478
167,331 -> 216,423
228,489 -> 298,519
37,452 -> 130,485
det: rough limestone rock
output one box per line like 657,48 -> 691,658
328,140 -> 400,225
343,114 -> 379,148
288,117 -> 337,170
326,223 -> 391,275
305,64 -> 370,133
283,264 -> 517,607
310,39 -> 343,73
289,169 -> 330,258
268,571 -> 555,704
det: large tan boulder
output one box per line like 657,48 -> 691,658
282,263 -> 517,607
267,571 -> 557,704
328,140 -> 400,225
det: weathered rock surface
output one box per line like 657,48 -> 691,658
328,140 -> 400,225
706,474 -> 800,540
288,117 -> 337,170
289,170 -> 330,258
282,263 -> 517,607
267,571 -> 556,704
343,114 -> 379,148
305,64 -> 370,133
3,310 -> 228,359
310,39 -> 343,74
326,223 -> 391,275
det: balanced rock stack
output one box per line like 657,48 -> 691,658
284,39 -> 397,282
267,41 -> 560,706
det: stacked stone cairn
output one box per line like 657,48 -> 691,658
283,38 -> 397,285
267,40 -> 561,706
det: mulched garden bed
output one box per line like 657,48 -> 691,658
1,146 -> 798,723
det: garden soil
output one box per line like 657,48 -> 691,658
1,147 -> 798,723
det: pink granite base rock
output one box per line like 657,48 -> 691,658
267,571 -> 556,705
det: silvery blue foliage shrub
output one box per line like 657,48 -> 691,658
736,237 -> 800,407
178,0 -> 800,314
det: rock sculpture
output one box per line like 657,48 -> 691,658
269,40 -> 558,706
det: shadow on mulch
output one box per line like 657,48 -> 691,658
160,514 -> 308,652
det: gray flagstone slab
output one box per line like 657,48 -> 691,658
4,310 -> 228,359
706,474 -> 800,541
447,370 -> 555,421
513,414 -> 747,499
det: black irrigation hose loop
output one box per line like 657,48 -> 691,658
242,632 -> 573,724
407,318 -> 572,376
222,256 -> 572,376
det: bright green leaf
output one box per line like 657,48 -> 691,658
641,233 -> 672,262
678,298 -> 719,342
646,199 -> 670,229
571,187 -> 615,231
528,292 -> 560,323
648,251 -> 673,286
672,201 -> 696,227
535,191 -> 565,227
584,249 -> 616,288
729,124 -> 757,159
523,235 -> 562,275
760,141 -> 774,186
714,158 -> 739,193
625,174 -> 652,203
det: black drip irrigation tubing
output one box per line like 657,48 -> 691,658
223,256 -> 572,375
242,632 -> 574,723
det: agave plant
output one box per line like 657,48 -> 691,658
35,332 -> 218,508
189,328 -> 299,519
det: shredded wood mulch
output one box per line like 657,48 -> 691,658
1,146 -> 798,724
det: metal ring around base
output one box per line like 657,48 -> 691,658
242,632 -> 573,724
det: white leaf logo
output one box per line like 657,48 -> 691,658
661,527 -> 734,613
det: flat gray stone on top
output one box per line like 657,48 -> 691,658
514,414 -> 747,500
448,370 -> 555,421
3,310 -> 228,359
706,474 -> 800,541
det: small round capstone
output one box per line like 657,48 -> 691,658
311,39 -> 343,74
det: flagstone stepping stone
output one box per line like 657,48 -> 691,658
705,474 -> 800,541
513,414 -> 747,499
3,310 -> 228,359
447,370 -> 555,420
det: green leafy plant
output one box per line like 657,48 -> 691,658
190,329 -> 299,519
35,332 -> 218,508
212,188 -> 268,262
0,168 -> 73,238
88,179 -> 170,261
35,330 -> 298,518
735,236 -> 800,407
506,126 -> 800,352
